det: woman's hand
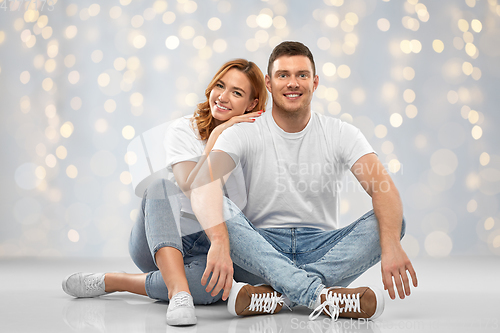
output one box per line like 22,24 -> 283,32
203,110 -> 264,156
217,110 -> 264,132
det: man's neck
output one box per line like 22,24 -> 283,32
271,106 -> 311,133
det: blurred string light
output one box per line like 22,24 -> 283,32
2,0 -> 498,257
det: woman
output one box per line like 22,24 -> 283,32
62,59 -> 269,325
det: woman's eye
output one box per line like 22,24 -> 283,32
234,91 -> 242,97
216,83 -> 223,88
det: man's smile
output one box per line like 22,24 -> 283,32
283,92 -> 302,100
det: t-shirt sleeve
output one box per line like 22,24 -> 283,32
212,125 -> 246,166
338,122 -> 376,169
164,119 -> 203,172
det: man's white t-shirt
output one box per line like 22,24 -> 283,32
212,111 -> 375,230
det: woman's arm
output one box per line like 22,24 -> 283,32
172,110 -> 262,196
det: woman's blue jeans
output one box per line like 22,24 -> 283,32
128,178 -> 265,305
129,179 -> 405,308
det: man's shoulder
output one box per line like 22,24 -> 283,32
311,111 -> 345,133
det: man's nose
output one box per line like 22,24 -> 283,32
287,76 -> 299,88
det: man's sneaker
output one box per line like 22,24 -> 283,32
166,291 -> 197,326
62,272 -> 111,298
228,282 -> 287,316
309,286 -> 384,321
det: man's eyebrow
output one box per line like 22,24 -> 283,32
274,69 -> 311,75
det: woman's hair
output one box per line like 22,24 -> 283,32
192,59 -> 267,141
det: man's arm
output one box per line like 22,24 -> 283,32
190,150 -> 237,301
351,153 -> 418,300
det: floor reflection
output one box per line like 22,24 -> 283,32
61,294 -> 384,333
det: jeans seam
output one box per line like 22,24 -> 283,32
144,272 -> 155,299
309,283 -> 326,309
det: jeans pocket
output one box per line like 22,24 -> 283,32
184,231 -> 209,256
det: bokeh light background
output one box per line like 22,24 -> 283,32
1,0 -> 499,258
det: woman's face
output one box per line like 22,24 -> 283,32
209,68 -> 258,124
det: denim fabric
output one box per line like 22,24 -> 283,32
128,178 -> 405,308
225,209 -> 406,308
128,178 -> 265,305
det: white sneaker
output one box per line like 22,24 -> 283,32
166,291 -> 197,326
62,272 -> 111,298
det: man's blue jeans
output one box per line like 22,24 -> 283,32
129,178 -> 405,308
226,209 -> 405,308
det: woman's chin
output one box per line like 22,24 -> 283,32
212,112 -> 229,122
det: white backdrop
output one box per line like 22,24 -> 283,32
0,0 -> 499,258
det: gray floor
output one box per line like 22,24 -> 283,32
0,257 -> 499,333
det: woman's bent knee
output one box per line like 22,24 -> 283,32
145,178 -> 181,200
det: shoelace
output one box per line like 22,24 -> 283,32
248,291 -> 286,314
85,276 -> 102,292
171,293 -> 191,309
309,290 -> 361,321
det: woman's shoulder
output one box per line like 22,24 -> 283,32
168,115 -> 197,133
165,115 -> 202,140
169,115 -> 193,128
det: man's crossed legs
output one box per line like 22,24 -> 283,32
225,209 -> 405,320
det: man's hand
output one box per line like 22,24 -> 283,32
201,237 -> 234,301
381,243 -> 418,300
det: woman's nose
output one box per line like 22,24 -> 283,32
218,89 -> 229,102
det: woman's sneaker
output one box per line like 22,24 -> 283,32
309,286 -> 384,321
166,291 -> 197,326
228,282 -> 287,316
62,272 -> 111,298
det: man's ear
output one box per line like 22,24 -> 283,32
265,74 -> 272,93
313,75 -> 319,91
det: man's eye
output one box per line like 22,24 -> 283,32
278,74 -> 286,78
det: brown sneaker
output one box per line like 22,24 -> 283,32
309,286 -> 384,321
228,282 -> 286,316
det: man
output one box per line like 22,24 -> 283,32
190,41 -> 417,320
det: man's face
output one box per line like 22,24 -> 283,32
266,55 -> 319,115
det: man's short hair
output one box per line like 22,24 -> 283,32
267,41 -> 316,76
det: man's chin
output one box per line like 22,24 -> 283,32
278,105 -> 305,115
